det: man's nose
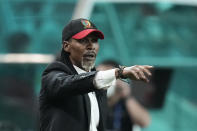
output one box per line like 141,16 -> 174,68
86,41 -> 95,50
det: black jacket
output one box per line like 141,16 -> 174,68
39,50 -> 107,131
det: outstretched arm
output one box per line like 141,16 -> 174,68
115,65 -> 153,82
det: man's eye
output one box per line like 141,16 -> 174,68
78,39 -> 86,43
91,39 -> 98,43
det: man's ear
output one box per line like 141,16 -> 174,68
63,41 -> 71,52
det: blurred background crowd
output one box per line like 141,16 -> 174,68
0,0 -> 197,131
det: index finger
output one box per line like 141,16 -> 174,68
143,65 -> 154,69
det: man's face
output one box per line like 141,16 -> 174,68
63,33 -> 100,71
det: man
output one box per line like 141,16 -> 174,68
39,18 -> 153,131
97,60 -> 150,131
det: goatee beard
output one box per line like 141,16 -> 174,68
82,59 -> 95,72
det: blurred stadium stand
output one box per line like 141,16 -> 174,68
0,0 -> 197,131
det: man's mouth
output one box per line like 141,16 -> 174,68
83,53 -> 96,60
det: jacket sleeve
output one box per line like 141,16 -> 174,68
42,70 -> 98,99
